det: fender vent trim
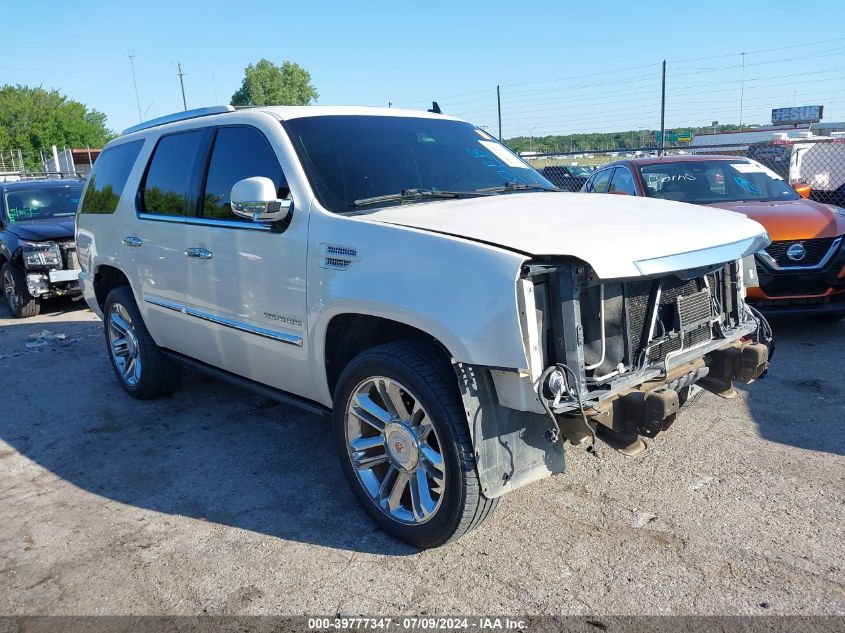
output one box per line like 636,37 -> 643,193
319,243 -> 360,270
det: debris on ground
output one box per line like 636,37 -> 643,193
25,330 -> 68,349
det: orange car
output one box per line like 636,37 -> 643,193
582,155 -> 845,319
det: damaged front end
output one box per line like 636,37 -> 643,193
19,239 -> 82,299
459,255 -> 771,499
529,258 -> 769,447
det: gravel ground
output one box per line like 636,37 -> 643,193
0,299 -> 843,616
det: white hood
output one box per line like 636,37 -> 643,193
363,192 -> 769,279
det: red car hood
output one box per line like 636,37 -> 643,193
707,199 -> 845,241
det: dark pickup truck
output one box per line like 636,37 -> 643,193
0,179 -> 84,317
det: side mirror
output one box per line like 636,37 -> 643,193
230,177 -> 291,223
792,182 -> 812,199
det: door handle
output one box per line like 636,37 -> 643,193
122,236 -> 142,247
185,247 -> 213,260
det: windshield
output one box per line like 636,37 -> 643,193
639,160 -> 798,204
4,186 -> 83,223
283,115 -> 554,212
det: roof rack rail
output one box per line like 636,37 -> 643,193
0,171 -> 85,183
121,105 -> 236,136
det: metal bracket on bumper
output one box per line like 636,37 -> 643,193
580,341 -> 770,446
698,340 -> 769,397
455,364 -> 565,500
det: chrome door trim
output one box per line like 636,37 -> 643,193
144,295 -> 303,347
138,212 -> 187,224
137,212 -> 273,231
756,237 -> 842,271
186,216 -> 273,231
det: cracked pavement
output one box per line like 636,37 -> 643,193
1,299 -> 843,615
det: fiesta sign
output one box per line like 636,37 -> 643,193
771,105 -> 823,124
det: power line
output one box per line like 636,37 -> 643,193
668,36 -> 845,64
394,36 -> 845,112
454,68 -> 845,121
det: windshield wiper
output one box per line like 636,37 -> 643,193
475,182 -> 557,194
352,188 -> 490,209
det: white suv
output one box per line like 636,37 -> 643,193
76,105 -> 772,548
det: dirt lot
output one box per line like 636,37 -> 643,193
1,298 -> 843,616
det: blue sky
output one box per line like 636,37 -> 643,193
4,0 -> 844,138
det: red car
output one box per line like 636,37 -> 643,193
581,155 -> 845,319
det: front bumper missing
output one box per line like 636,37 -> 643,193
584,341 -> 768,442
459,340 -> 769,500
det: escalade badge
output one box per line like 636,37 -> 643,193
786,243 -> 807,262
264,312 -> 302,327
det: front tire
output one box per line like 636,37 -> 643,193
103,285 -> 181,399
2,262 -> 40,318
332,340 -> 498,548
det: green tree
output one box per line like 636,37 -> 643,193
0,85 -> 113,170
231,59 -> 318,107
504,123 -> 752,154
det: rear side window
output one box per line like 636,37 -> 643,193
202,126 -> 287,221
80,141 -> 143,214
141,131 -> 204,216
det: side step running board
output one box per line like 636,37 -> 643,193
161,350 -> 331,419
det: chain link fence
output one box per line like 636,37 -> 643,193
524,136 -> 845,207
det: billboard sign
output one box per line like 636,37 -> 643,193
771,105 -> 823,124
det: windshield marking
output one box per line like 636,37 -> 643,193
478,140 -> 527,168
734,176 -> 762,195
465,147 -> 525,184
639,160 -> 797,204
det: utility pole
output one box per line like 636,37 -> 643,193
497,85 -> 502,142
177,61 -> 187,111
739,52 -> 746,130
659,60 -> 666,156
128,49 -> 143,122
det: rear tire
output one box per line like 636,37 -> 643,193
332,340 -> 498,548
2,262 -> 40,318
103,285 -> 181,399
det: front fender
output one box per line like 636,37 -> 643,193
307,209 -> 532,404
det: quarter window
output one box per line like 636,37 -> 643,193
80,140 -> 143,214
202,126 -> 287,221
141,131 -> 205,216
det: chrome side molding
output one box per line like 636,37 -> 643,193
144,295 -> 304,347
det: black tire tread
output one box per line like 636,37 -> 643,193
104,285 -> 181,399
337,339 -> 498,546
2,262 -> 40,318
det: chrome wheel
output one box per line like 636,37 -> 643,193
107,303 -> 142,387
345,377 -> 446,525
3,269 -> 19,312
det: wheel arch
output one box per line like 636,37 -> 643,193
317,311 -> 463,403
92,264 -> 132,311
